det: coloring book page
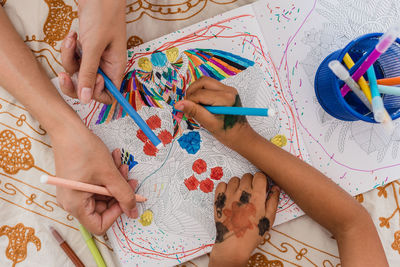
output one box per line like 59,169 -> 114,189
52,0 -> 400,265
253,0 -> 400,194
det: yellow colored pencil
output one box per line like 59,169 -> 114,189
343,53 -> 372,103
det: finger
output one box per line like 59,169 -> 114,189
225,176 -> 240,195
265,186 -> 280,228
78,198 -> 122,235
94,201 -> 108,214
214,182 -> 227,221
92,74 -> 114,105
252,172 -> 268,195
78,44 -> 106,104
101,33 -> 126,90
174,100 -> 218,130
186,76 -> 231,97
112,148 -> 122,167
58,72 -> 78,99
104,170 -> 138,218
119,164 -> 129,180
238,173 -> 253,192
61,31 -> 79,74
188,89 -> 237,107
128,179 -> 138,191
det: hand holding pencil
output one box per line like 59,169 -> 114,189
175,77 -> 259,150
52,144 -> 140,236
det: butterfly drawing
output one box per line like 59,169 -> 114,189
96,47 -> 254,137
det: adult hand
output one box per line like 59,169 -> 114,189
59,0 -> 126,105
54,124 -> 138,235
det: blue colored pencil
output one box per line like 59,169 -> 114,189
204,106 -> 274,117
98,68 -> 162,149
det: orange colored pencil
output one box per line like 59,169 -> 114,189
40,175 -> 147,202
377,76 -> 400,86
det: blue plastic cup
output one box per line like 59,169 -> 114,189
315,33 -> 400,122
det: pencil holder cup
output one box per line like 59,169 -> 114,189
315,33 -> 400,122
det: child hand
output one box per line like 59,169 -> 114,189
210,173 -> 280,267
174,77 -> 256,150
59,0 -> 126,105
54,126 -> 138,235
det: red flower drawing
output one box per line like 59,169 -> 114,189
143,141 -> 158,156
136,115 -> 173,156
192,159 -> 207,174
136,129 -> 148,143
158,130 -> 173,145
200,178 -> 214,193
147,115 -> 161,130
210,167 -> 223,180
184,175 -> 199,191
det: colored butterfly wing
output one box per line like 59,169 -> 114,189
183,48 -> 254,83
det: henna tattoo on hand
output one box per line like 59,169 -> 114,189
223,94 -> 247,130
257,217 -> 270,236
239,191 -> 251,204
215,192 -> 226,218
215,222 -> 229,243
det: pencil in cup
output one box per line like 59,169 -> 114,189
40,175 -> 147,202
377,76 -> 400,86
97,68 -> 162,149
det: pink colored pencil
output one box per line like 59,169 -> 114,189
40,175 -> 147,202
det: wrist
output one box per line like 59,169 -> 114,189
209,247 -> 248,267
225,124 -> 261,152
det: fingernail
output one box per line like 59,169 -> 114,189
129,207 -> 138,218
67,31 -> 76,38
175,102 -> 184,111
81,87 -> 92,104
65,37 -> 73,49
58,73 -> 65,86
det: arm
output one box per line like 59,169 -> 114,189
0,6 -> 137,235
175,77 -> 388,266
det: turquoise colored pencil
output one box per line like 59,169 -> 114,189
366,66 -> 388,123
204,106 -> 275,117
378,85 -> 400,96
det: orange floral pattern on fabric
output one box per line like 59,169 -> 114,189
0,130 -> 34,174
246,253 -> 283,267
0,223 -> 41,267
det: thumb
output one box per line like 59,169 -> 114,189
175,100 -> 217,130
105,171 -> 138,219
78,46 -> 104,104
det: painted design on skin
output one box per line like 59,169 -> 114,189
257,217 -> 270,236
239,191 -> 251,204
215,222 -> 229,244
223,94 -> 247,130
222,201 -> 256,238
214,193 -> 226,218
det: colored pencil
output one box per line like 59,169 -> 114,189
49,226 -> 84,267
98,68 -> 162,149
204,106 -> 275,116
79,224 -> 106,267
341,26 -> 400,96
366,66 -> 389,123
342,53 -> 372,102
40,175 -> 147,202
378,85 -> 400,96
328,60 -> 371,110
377,76 -> 400,86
